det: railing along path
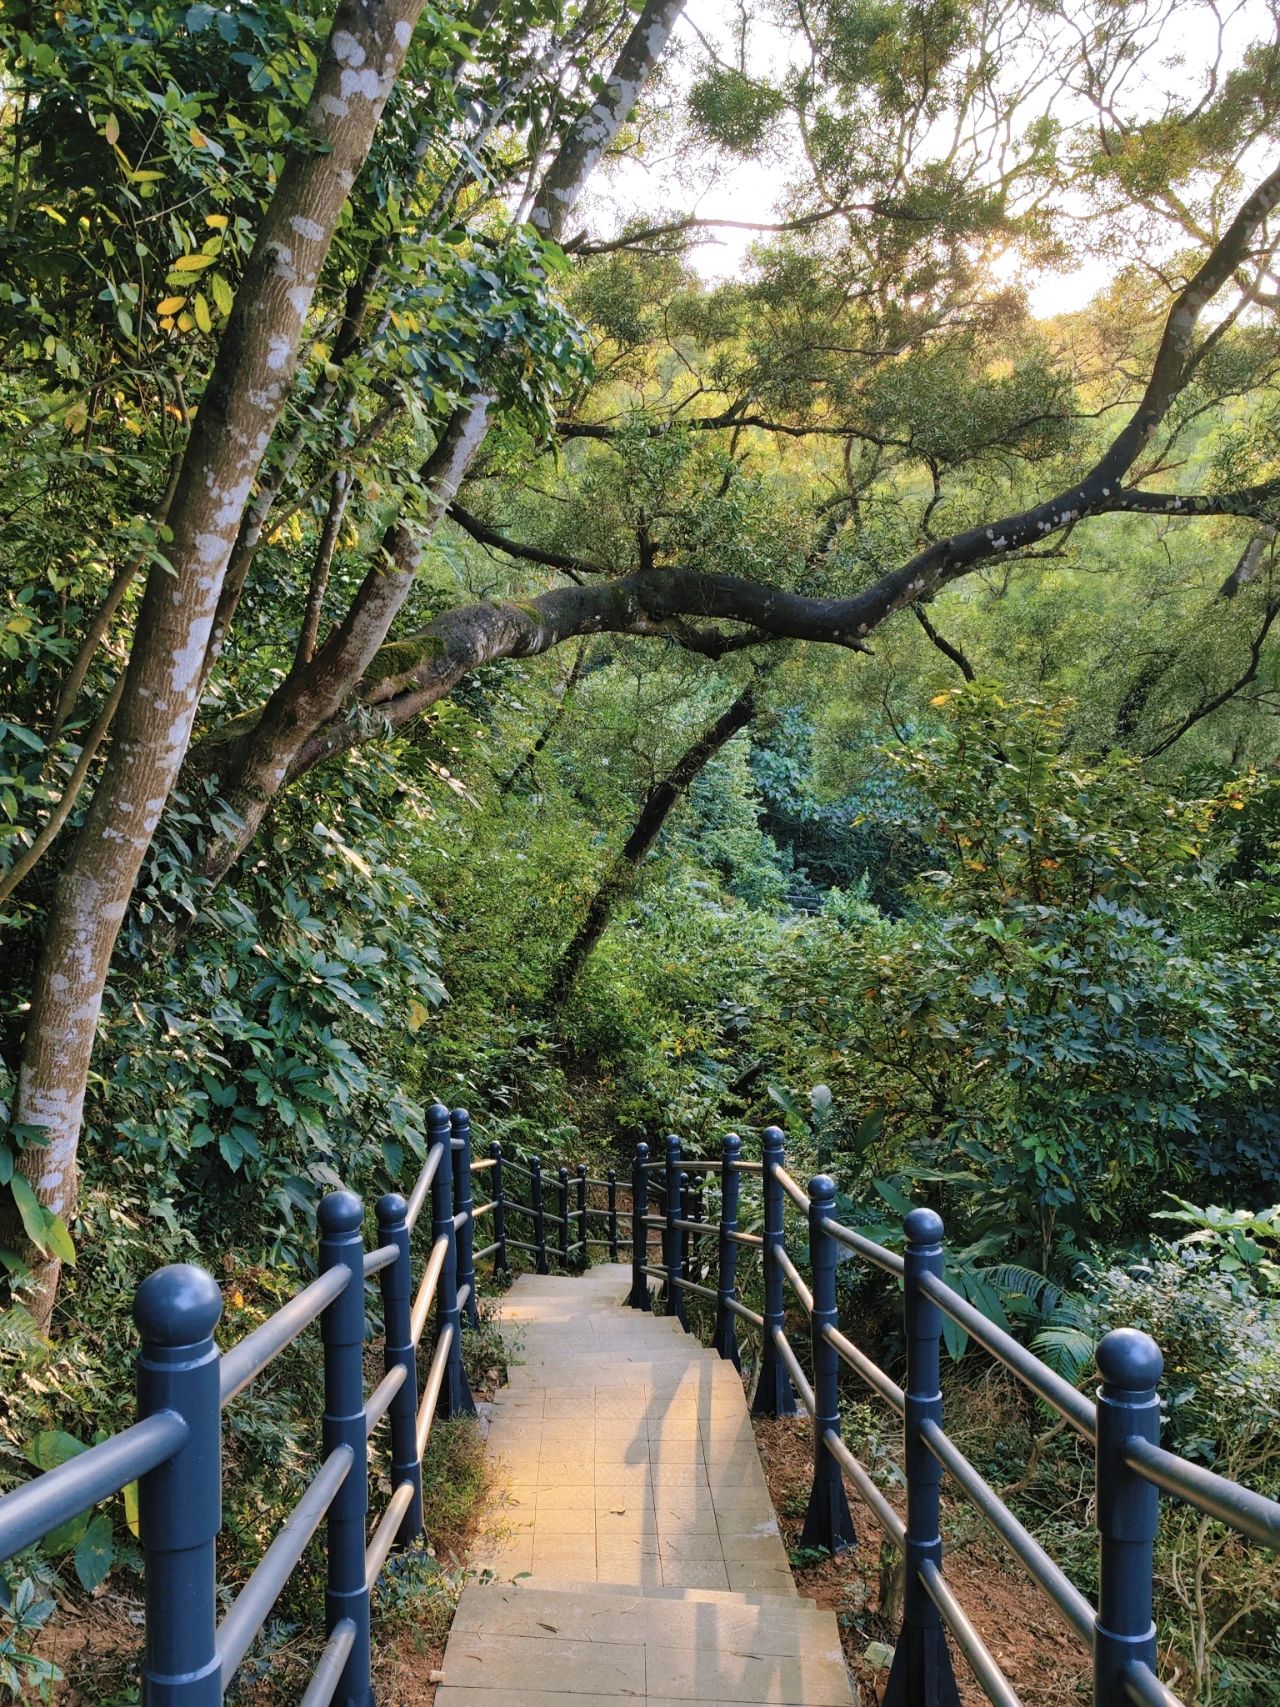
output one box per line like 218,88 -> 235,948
0,1113 -> 1275,1706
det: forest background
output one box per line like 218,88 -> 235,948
0,0 -> 1278,1698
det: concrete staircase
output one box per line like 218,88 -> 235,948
437,1264 -> 857,1705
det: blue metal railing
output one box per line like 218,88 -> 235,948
0,1101 -> 490,1707
5,1107 -> 1275,1706
630,1128 -> 1280,1707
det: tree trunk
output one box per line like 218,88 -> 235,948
196,0 -> 690,888
10,0 -> 432,1326
545,686 -> 758,1003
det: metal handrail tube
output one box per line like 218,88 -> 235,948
823,1428 -> 905,1549
1123,1436 -> 1280,1550
409,1235 -> 449,1349
820,1216 -> 904,1276
731,1160 -> 764,1172
217,1446 -> 353,1685
404,1144 -> 442,1232
642,1158 -> 720,1172
917,1271 -> 1097,1441
0,1412 -> 187,1562
452,1209 -> 469,1232
775,1245 -> 813,1315
918,1418 -> 1095,1646
642,1264 -> 667,1284
474,1240 -> 501,1264
299,1617 -> 356,1707
772,1164 -> 811,1213
725,1296 -> 764,1329
469,1157 -> 496,1173
456,1282 -> 471,1316
918,1557 -> 1025,1707
823,1323 -> 905,1416
502,1200 -> 537,1221
670,1216 -> 718,1235
364,1364 -> 407,1436
450,1136 -> 463,1149
219,1268 -> 349,1406
1123,1661 -> 1185,1707
772,1327 -> 816,1415
498,1157 -> 538,1181
671,1275 -> 719,1303
416,1324 -> 455,1458
726,1228 -> 764,1248
364,1481 -> 417,1591
504,1237 -> 543,1254
471,1198 -> 496,1222
363,1244 -> 398,1277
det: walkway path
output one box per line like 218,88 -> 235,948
437,1264 -> 858,1706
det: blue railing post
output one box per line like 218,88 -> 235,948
318,1190 -> 374,1707
134,1264 -> 223,1706
678,1170 -> 691,1299
1093,1329 -> 1164,1707
576,1163 -> 588,1266
607,1167 -> 619,1262
376,1192 -> 424,1546
883,1207 -> 961,1707
712,1132 -> 742,1368
663,1135 -> 687,1327
557,1166 -> 570,1268
800,1175 -> 855,1554
451,1107 -> 478,1327
489,1140 -> 508,1273
627,1142 -> 650,1308
752,1125 -> 796,1417
531,1155 -> 549,1275
429,1109 -> 476,1419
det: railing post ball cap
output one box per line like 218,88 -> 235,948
451,1107 -> 470,1125
903,1205 -> 944,1248
376,1191 -> 408,1228
318,1189 -> 364,1236
723,1131 -> 741,1153
665,1133 -> 680,1158
134,1264 -> 223,1346
427,1101 -> 451,1132
636,1141 -> 649,1162
762,1125 -> 784,1147
808,1173 -> 837,1206
1096,1327 -> 1164,1394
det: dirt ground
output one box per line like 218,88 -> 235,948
753,1414 -> 1091,1707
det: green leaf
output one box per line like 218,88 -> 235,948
26,1430 -> 87,1471
43,1212 -> 76,1266
74,1513 -> 114,1591
9,1175 -> 50,1254
123,1480 -> 140,1540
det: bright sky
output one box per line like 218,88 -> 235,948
584,0 -> 1273,318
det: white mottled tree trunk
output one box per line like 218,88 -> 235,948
12,0 -> 432,1326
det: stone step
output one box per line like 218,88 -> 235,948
439,1582 -> 855,1704
479,1575 -> 819,1612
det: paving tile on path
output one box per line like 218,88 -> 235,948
441,1632 -> 646,1697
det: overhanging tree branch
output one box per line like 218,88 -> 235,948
448,501 -> 609,578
